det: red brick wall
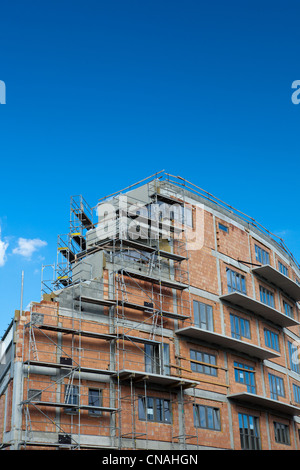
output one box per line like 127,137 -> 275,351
1,201 -> 300,450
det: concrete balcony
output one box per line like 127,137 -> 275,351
228,392 -> 300,416
115,369 -> 199,390
252,264 -> 300,302
220,292 -> 299,328
175,326 -> 280,360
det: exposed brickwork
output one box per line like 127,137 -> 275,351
1,186 -> 300,451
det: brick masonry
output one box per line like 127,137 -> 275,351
1,186 -> 300,450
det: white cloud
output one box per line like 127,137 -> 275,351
0,238 -> 9,266
13,238 -> 47,258
0,226 -> 9,267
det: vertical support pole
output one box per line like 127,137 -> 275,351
20,270 -> 24,316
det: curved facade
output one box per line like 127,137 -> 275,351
1,172 -> 300,450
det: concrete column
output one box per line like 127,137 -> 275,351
10,361 -> 23,449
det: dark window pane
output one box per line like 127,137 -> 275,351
138,397 -> 146,420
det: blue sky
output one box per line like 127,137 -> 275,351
1,0 -> 300,336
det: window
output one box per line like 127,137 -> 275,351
64,384 -> 79,413
218,223 -> 228,233
226,268 -> 246,294
145,343 -> 170,375
190,349 -> 217,376
193,301 -> 213,331
193,404 -> 221,431
264,328 -> 280,352
88,388 -> 103,416
238,413 -> 261,450
274,422 -> 290,445
138,396 -> 171,423
259,286 -> 275,308
255,244 -> 270,265
161,343 -> 170,375
145,343 -> 160,375
293,383 -> 300,404
269,373 -> 285,400
283,301 -> 293,319
234,362 -> 256,394
288,341 -> 300,374
230,313 -> 251,340
278,261 -> 289,277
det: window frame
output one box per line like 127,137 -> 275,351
230,313 -> 251,340
293,383 -> 300,404
193,300 -> 214,331
138,396 -> 172,424
283,300 -> 294,319
88,388 -> 103,416
226,268 -> 247,295
144,342 -> 170,375
190,349 -> 217,376
193,404 -> 221,431
259,285 -> 275,308
238,412 -> 261,450
218,222 -> 228,233
288,341 -> 300,374
255,244 -> 270,265
278,261 -> 289,277
234,361 -> 256,394
264,328 -> 280,352
274,421 -> 290,445
64,384 -> 79,414
268,373 -> 285,400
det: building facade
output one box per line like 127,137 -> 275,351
1,172 -> 300,450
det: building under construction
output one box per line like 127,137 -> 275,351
1,171 -> 300,450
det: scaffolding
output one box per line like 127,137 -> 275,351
106,175 -> 194,447
25,172 -> 230,450
21,288 -> 118,449
52,195 -> 95,291
10,170 -> 300,450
